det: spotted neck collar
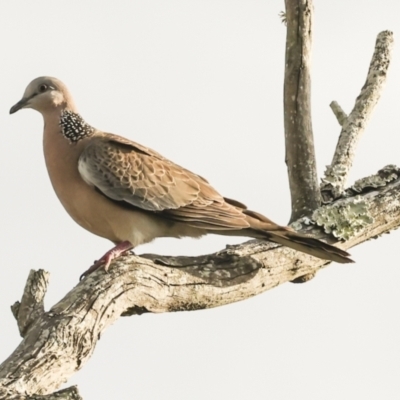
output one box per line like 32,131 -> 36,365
59,109 -> 95,143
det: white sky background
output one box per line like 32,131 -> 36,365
1,1 -> 400,399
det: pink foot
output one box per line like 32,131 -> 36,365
80,241 -> 134,280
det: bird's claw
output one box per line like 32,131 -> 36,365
79,241 -> 134,281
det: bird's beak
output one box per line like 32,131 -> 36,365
9,97 -> 30,114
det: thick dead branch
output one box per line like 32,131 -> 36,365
1,165 -> 400,399
321,31 -> 394,202
284,0 -> 321,221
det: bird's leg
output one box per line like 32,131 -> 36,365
80,240 -> 134,280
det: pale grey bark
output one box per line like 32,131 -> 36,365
284,0 -> 321,221
11,270 -> 49,337
321,31 -> 394,202
329,101 -> 347,127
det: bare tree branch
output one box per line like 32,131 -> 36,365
321,31 -> 394,202
1,165 -> 400,399
329,101 -> 348,126
284,0 -> 321,221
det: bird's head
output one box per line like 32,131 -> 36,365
10,76 -> 76,115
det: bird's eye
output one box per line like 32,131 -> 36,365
39,84 -> 48,93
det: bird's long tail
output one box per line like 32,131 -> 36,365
264,230 -> 353,264
205,199 -> 353,264
239,208 -> 353,264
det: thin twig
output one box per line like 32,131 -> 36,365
321,31 -> 394,202
329,101 -> 348,126
284,0 -> 321,222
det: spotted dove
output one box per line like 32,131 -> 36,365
10,77 -> 353,278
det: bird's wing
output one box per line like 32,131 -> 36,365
78,134 -> 250,230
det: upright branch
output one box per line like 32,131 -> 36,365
321,31 -> 393,202
284,0 -> 320,222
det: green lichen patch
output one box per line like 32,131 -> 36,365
322,164 -> 348,183
321,164 -> 349,200
351,164 -> 399,193
290,216 -> 313,231
312,196 -> 373,240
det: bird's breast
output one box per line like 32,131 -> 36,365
42,132 -> 169,246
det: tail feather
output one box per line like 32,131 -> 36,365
266,231 -> 353,264
204,201 -> 353,264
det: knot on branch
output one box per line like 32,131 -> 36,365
11,270 -> 49,337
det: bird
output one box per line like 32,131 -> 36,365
9,77 -> 353,279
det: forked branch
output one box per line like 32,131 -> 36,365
321,31 -> 394,202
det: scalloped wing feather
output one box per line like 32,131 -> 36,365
78,134 -> 250,229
